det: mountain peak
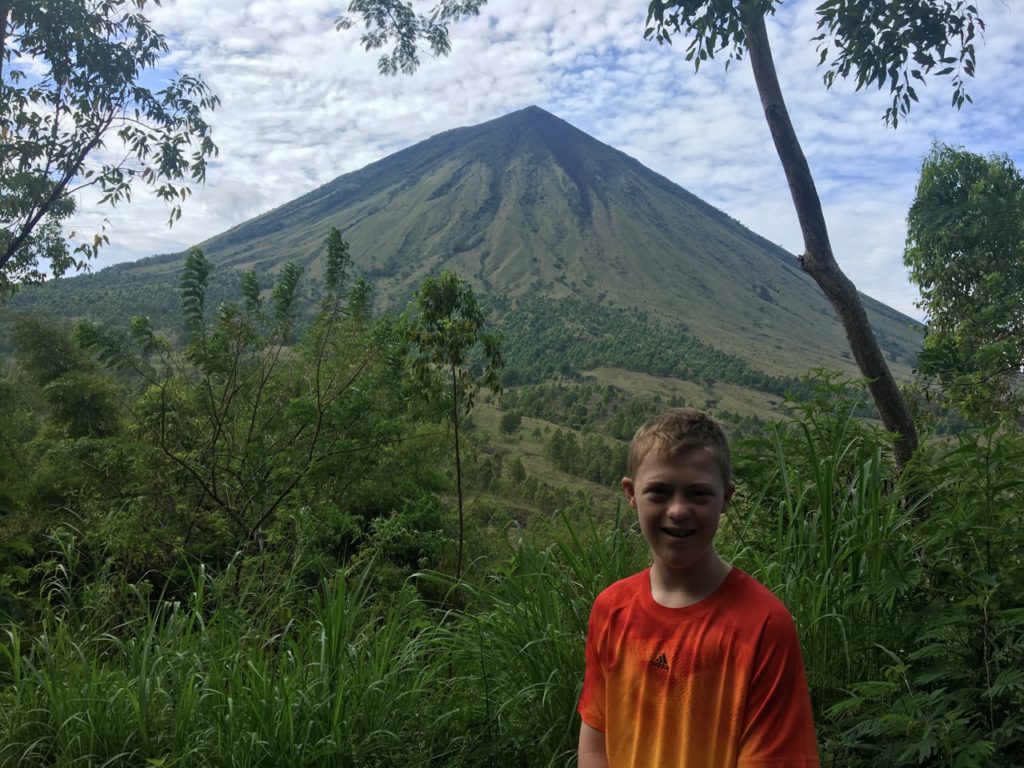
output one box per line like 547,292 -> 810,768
502,104 -> 577,131
486,104 -> 556,123
511,104 -> 551,117
451,104 -> 587,148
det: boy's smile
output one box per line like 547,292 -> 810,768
662,528 -> 695,539
622,447 -> 734,600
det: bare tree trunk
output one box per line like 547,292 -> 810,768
742,10 -> 918,469
0,1 -> 9,83
452,363 -> 465,579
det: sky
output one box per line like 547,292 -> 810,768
66,0 -> 1024,321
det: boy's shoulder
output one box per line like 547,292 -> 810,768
592,567 -> 795,626
727,567 -> 792,605
592,568 -> 649,608
724,568 -> 798,625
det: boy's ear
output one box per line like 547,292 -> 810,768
724,482 -> 736,506
621,477 -> 637,508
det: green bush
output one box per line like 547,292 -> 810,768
2,374 -> 1022,766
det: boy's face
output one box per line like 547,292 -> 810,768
622,447 -> 735,583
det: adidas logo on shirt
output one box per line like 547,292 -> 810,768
649,653 -> 670,671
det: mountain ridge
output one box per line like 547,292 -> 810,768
12,105 -> 922,378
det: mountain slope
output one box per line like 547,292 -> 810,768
14,106 -> 921,377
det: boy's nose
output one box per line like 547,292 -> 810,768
666,497 -> 690,519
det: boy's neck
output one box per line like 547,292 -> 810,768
649,552 -> 732,608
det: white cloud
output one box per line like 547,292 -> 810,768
60,0 -> 1024,322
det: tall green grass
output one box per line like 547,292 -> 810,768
0,552 -> 453,766
725,428 -> 920,697
422,508 -> 647,767
819,428 -> 1024,767
0,510 -> 645,768
726,392 -> 1024,766
2,396 -> 1022,766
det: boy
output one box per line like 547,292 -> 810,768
578,408 -> 819,767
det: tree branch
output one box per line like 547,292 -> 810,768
1,110 -> 114,270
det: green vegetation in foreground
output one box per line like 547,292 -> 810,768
1,382 -> 1022,766
0,233 -> 1021,766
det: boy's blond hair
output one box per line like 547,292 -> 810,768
627,408 -> 732,485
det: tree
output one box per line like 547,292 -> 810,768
409,270 -> 502,578
73,235 -> 419,572
7,313 -> 120,438
0,0 -> 219,293
499,409 -> 521,440
904,142 -> 1024,421
336,0 -> 989,469
508,455 -> 526,485
643,0 -> 985,469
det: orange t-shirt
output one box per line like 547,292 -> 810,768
578,567 -> 820,767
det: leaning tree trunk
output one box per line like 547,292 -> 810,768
742,10 -> 918,470
451,363 -> 466,580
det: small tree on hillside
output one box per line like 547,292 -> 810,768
499,410 -> 522,440
409,270 -> 502,578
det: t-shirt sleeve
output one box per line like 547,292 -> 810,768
738,607 -> 820,767
577,598 -> 606,732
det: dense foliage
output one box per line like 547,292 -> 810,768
501,296 -> 794,395
1,237 -> 1022,766
905,142 -> 1024,422
1,369 -> 1021,766
0,0 -> 218,291
0,241 -> 451,592
502,379 -> 768,438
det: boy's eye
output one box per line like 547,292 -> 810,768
688,489 -> 714,501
